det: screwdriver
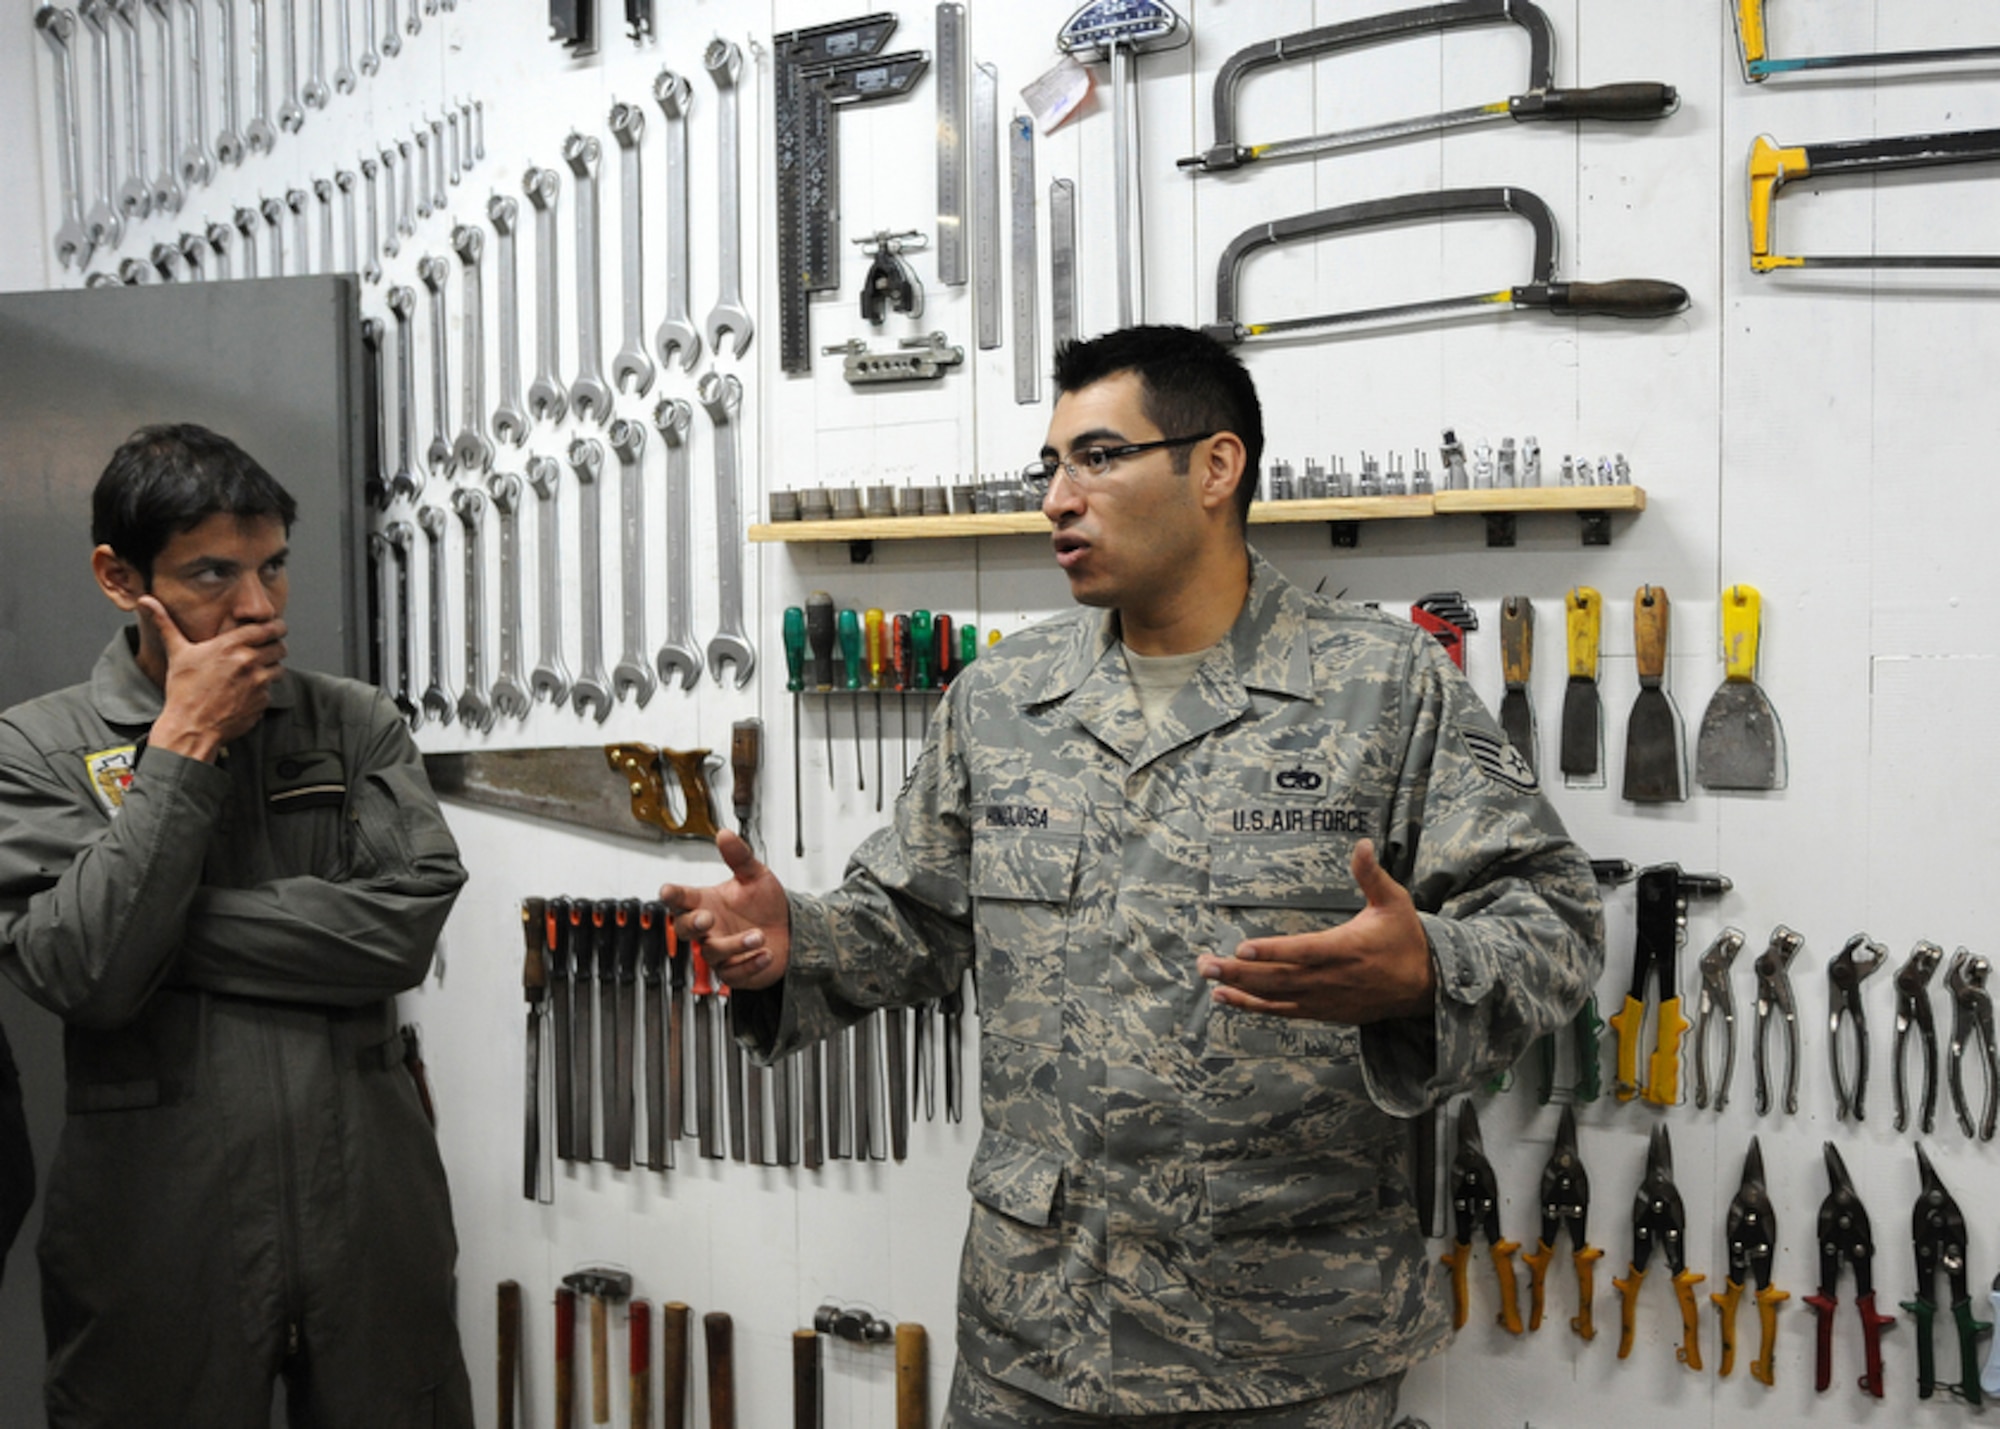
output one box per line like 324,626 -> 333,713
730,718 -> 761,854
782,606 -> 806,858
806,592 -> 836,789
912,610 -> 934,708
838,607 -> 864,794
934,614 -> 955,688
891,614 -> 911,779
866,608 -> 886,812
962,623 -> 978,674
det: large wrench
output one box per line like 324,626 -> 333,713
75,1 -> 125,250
244,0 -> 276,155
232,204 -> 259,275
106,0 -> 153,216
302,0 -> 329,109
150,241 -> 183,280
452,487 -> 494,731
417,254 -> 454,480
386,284 -> 423,501
384,519 -> 418,727
313,178 -> 334,273
652,70 -> 700,372
331,0 -> 354,92
335,167 -> 357,272
608,103 -> 655,396
36,7 -> 95,269
359,155 -> 382,279
367,528 -> 395,701
428,116 -> 446,211
525,455 -> 571,705
380,0 -> 399,58
175,0 -> 214,187
260,193 -> 287,273
402,0 -> 419,37
452,225 -> 495,474
703,40 -> 753,357
561,133 -> 612,425
650,396 -> 699,690
566,438 -> 612,722
696,372 -> 752,686
285,186 -> 309,272
417,504 -> 455,726
379,145 -> 401,257
276,0 -> 305,133
523,166 -> 567,424
488,194 -> 529,445
487,471 -> 531,720
139,0 -> 184,214
358,0 -> 379,72
607,418 -> 655,707
394,137 -> 415,237
205,217 -> 232,277
178,230 -> 206,278
413,126 -> 432,220
360,316 -> 387,507
213,0 -> 244,164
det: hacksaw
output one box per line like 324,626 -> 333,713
1734,0 -> 2000,84
1748,129 -> 2000,271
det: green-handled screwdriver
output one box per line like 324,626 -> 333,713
838,607 -> 864,793
961,624 -> 978,674
806,592 -> 836,789
782,606 -> 806,857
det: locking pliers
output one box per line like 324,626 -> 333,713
1893,941 -> 1943,1135
1828,933 -> 1888,1121
1947,948 -> 1997,1142
1754,925 -> 1804,1115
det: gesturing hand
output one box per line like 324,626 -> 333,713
139,596 -> 288,761
1196,838 -> 1437,1024
658,830 -> 793,990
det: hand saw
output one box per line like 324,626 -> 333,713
1205,187 -> 1687,344
1183,0 -> 1676,174
1748,129 -> 2000,272
1734,0 -> 2000,84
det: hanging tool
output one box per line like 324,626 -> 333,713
1010,114 -> 1040,405
1711,1137 -> 1786,1385
640,899 -> 673,1172
690,944 -> 720,1160
1208,188 -> 1688,345
556,1282 -> 578,1429
1613,1125 -> 1704,1370
866,608 -> 887,811
499,1279 -> 523,1429
1439,1100 -> 1522,1334
1733,0 -> 2000,83
857,230 -> 926,323
784,607 -> 807,858
1753,925 -> 1804,1115
628,1302 -> 652,1428
426,746 -> 721,842
1805,1142 -> 1895,1397
1622,585 -> 1685,802
1693,928 -> 1746,1112
793,1327 -> 819,1429
1497,596 -> 1537,777
1522,1106 -> 1600,1341
1410,591 -> 1475,671
703,1312 -> 735,1429
1903,1143 -> 1990,1404
1985,1268 -> 2000,1399
549,896 -> 577,1161
607,899 -> 640,1170
1610,864 -> 1729,1106
1828,933 -> 1889,1122
562,1267 -> 634,1427
942,975 -> 965,1123
935,1 -> 967,285
892,614 -> 912,779
1696,583 -> 1786,790
1895,941 -> 1944,1135
896,1322 -> 928,1429
807,593 -> 837,788
1530,861 -> 1627,1105
839,608 -> 865,793
972,60 -> 1000,350
591,900 -> 618,1166
1750,128 -> 2000,272
1560,586 -> 1602,779
521,897 -> 549,1198
1947,948 -> 1998,1142
722,982 -> 749,1162
1183,0 -> 1676,175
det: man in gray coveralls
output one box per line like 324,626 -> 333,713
663,326 -> 1603,1428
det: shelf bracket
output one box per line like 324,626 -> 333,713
847,539 -> 876,564
1328,521 -> 1359,548
1482,512 -> 1517,548
1578,510 -> 1612,546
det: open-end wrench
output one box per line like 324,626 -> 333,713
651,70 -> 700,372
380,0 -> 400,58
566,437 -> 612,723
525,454 -> 571,706
117,257 -> 156,284
703,40 -> 753,358
359,0 -> 379,71
402,0 -> 419,38
386,284 -> 423,502
452,487 -> 494,732
232,204 -> 259,275
213,0 -> 244,164
452,225 -> 495,475
360,316 -> 388,507
417,504 -> 455,726
37,7 -> 96,269
137,0 -> 184,214
473,99 -> 485,161
429,117 -> 446,211
523,166 -> 568,424
150,241 -> 183,280
106,1 -> 152,219
175,0 -> 214,187
244,0 -> 276,155
417,255 -> 454,480
379,146 -> 401,257
487,470 -> 531,721
697,372 -> 753,686
395,137 -> 415,236
608,103 -> 656,396
650,397 -> 699,691
331,0 -> 354,92
277,0 -> 305,133
302,0 -> 329,109
607,418 -> 655,707
447,109 -> 461,186
313,178 -> 334,273
368,528 -> 396,703
385,518 -> 418,727
489,195 -> 528,445
261,193 -> 287,273
414,127 -> 432,221
359,156 -> 382,279
178,230 -> 206,278
561,133 -> 613,426
335,168 -> 357,272
285,187 -> 310,272
76,1 -> 126,251
205,218 -> 232,277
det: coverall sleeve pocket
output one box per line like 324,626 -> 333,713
1202,1156 -> 1385,1357
962,1127 -> 1070,1353
969,828 -> 1080,1048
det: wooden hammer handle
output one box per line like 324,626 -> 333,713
895,1322 -> 928,1429
592,1293 -> 611,1424
498,1281 -> 522,1429
703,1312 -> 735,1429
555,1286 -> 577,1429
660,1302 -> 690,1429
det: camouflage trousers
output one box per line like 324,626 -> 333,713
944,1359 -> 1403,1429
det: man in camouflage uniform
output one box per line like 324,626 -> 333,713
664,326 -> 1603,1428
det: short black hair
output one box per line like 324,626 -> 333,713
91,423 -> 298,579
1050,325 -> 1264,522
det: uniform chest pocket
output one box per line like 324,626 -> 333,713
260,748 -> 350,879
1207,834 -> 1364,1060
970,827 -> 1081,1049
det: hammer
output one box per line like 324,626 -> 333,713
563,1266 -> 635,1425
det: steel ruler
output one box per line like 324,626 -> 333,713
1049,177 -> 1077,348
935,3 -> 969,286
973,61 -> 1002,350
1010,116 -> 1039,404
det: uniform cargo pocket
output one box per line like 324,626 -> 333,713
962,1127 -> 1070,1354
970,828 -> 1080,1048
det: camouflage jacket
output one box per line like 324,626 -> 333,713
740,553 -> 1603,1415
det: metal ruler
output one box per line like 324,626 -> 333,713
1049,177 -> 1077,348
972,61 -> 1001,350
1010,116 -> 1039,404
935,3 -> 968,286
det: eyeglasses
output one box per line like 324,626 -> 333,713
1020,432 -> 1216,497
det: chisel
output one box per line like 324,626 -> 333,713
885,1004 -> 910,1161
730,719 -> 762,853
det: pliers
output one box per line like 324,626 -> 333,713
1753,925 -> 1804,1115
1711,1136 -> 1787,1385
1894,941 -> 1944,1134
1613,1124 -> 1705,1370
1901,1142 -> 1991,1404
1828,933 -> 1888,1121
1522,1105 -> 1603,1341
1692,927 -> 1746,1111
1947,947 -> 1998,1142
1610,864 -> 1729,1105
1803,1142 -> 1896,1397
1439,1100 -> 1523,1334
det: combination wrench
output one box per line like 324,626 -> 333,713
452,225 -> 496,474
414,126 -> 431,221
331,0 -> 354,92
360,316 -> 387,507
703,40 -> 753,357
447,108 -> 461,186
452,486 -> 494,732
380,0 -> 399,58
302,0 -> 329,110
523,166 -> 567,424
359,155 -> 382,279
525,454 -> 571,706
368,530 -> 398,713
178,230 -> 206,278
608,103 -> 655,396
213,0 -> 244,164
36,6 -> 95,269
335,168 -> 357,273
277,0 -> 305,133
561,133 -> 613,425
402,0 -> 419,38
175,0 -> 214,187
75,0 -> 125,251
429,117 -> 446,211
417,504 -> 455,727
232,204 -> 259,276
417,254 -> 454,480
650,396 -> 700,690
384,518 -> 418,727
607,418 -> 655,707
205,218 -> 232,277
358,0 -> 379,72
488,194 -> 529,446
244,0 -> 276,155
379,146 -> 401,257
487,471 -> 532,720
107,0 -> 152,217
386,284 -> 423,501
696,372 -> 753,686
395,137 -> 415,237
260,193 -> 287,273
150,241 -> 184,281
139,0 -> 184,214
285,187 -> 310,272
566,438 -> 613,723
652,70 -> 700,372
313,178 -> 334,274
